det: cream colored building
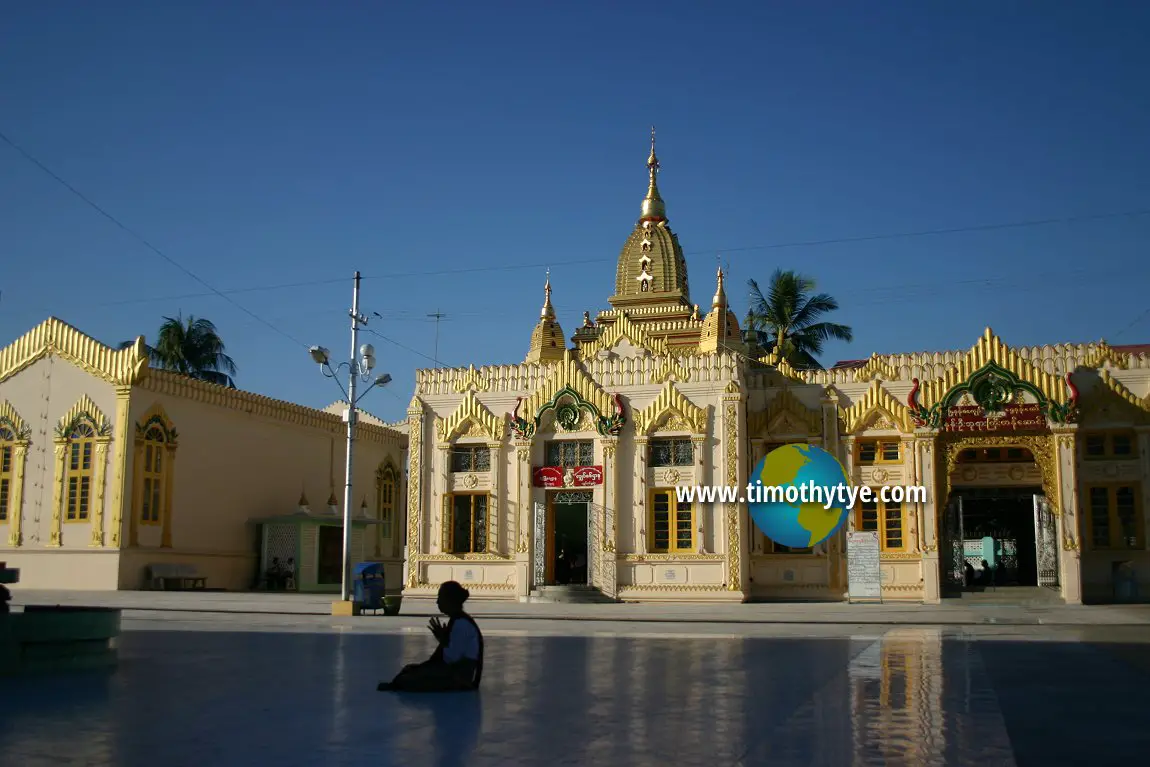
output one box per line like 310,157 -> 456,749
402,138 -> 1150,604
0,318 -> 407,591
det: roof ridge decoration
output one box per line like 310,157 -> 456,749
452,364 -> 491,393
579,312 -> 669,358
1098,368 -> 1150,414
840,380 -> 914,433
906,328 -> 1078,428
649,358 -> 692,384
0,317 -> 148,386
749,388 -> 822,436
849,354 -> 902,383
1085,341 -> 1133,371
435,389 -> 506,443
510,351 -> 625,438
55,394 -> 112,438
0,400 -> 32,440
633,381 -> 708,435
755,350 -> 807,382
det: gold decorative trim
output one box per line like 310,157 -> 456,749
405,400 -> 424,588
723,400 -> 742,591
108,386 -> 132,547
914,327 -> 1073,409
0,400 -> 31,439
848,355 -> 901,383
942,434 -> 1058,508
434,389 -> 506,443
1085,341 -> 1132,370
578,312 -> 669,358
748,387 -> 821,436
0,317 -> 148,386
1098,369 -> 1150,413
633,380 -> 707,435
56,394 -> 111,437
520,350 -> 617,423
649,358 -> 692,384
48,442 -> 66,547
755,350 -> 804,381
617,584 -> 728,593
880,552 -> 922,561
620,553 -> 726,562
414,553 -> 514,562
0,400 -> 31,546
452,364 -> 491,392
840,380 -> 913,433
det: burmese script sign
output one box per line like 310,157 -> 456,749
847,531 -> 882,602
944,403 -> 1045,432
532,465 -> 603,488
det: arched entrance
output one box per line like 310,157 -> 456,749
937,434 -> 1062,600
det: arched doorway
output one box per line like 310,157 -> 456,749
937,435 -> 1062,600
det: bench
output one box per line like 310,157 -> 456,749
146,563 -> 207,591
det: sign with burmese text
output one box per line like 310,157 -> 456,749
944,403 -> 1045,432
532,465 -> 603,488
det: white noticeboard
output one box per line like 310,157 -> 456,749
847,530 -> 883,603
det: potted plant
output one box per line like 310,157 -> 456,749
382,593 -> 403,616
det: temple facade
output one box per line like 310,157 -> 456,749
402,136 -> 1150,604
0,318 -> 408,591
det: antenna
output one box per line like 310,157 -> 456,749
427,308 -> 446,366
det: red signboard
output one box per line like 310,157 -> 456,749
532,465 -> 603,487
944,403 -> 1045,432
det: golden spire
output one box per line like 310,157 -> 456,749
712,261 -> 727,310
541,269 -> 556,320
640,125 -> 666,221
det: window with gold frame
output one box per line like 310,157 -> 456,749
450,445 -> 490,472
648,489 -> 694,553
376,463 -> 397,541
1085,483 -> 1143,550
1083,431 -> 1138,461
855,492 -> 905,551
448,493 -> 488,553
137,424 -> 168,526
64,421 -> 97,522
0,426 -> 13,522
856,438 -> 901,465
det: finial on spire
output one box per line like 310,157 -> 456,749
712,257 -> 727,309
541,270 -> 555,320
641,126 -> 666,221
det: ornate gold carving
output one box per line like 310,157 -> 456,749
601,442 -> 617,459
0,317 -> 148,386
1097,369 -> 1150,413
943,434 -> 1058,508
871,468 -> 889,483
880,552 -> 921,560
849,355 -> 902,383
840,380 -> 913,433
462,473 -> 479,489
435,390 -> 506,443
578,312 -> 669,358
724,380 -> 741,395
0,400 -> 30,439
56,394 -> 111,437
516,447 -> 530,462
0,400 -> 31,547
517,534 -> 528,553
634,380 -> 707,435
520,350 -> 618,425
620,553 -> 725,562
452,364 -> 491,392
755,350 -> 804,381
724,401 -> 742,591
1084,341 -> 1132,370
617,584 -> 728,593
650,358 -> 692,384
913,327 -> 1074,410
1057,434 -> 1075,448
405,401 -> 424,588
417,552 -> 513,561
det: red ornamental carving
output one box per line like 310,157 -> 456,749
532,465 -> 603,487
944,403 -> 1045,432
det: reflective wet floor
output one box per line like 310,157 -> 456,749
2,625 -> 1149,766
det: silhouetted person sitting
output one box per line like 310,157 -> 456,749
378,580 -> 483,692
0,584 -> 10,614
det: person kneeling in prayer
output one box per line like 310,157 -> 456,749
378,580 -> 483,692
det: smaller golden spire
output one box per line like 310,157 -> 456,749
640,125 -> 666,221
712,261 -> 727,310
541,269 -> 556,320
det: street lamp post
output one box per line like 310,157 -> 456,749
308,271 -> 392,608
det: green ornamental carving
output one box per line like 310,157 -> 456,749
908,361 -> 1078,429
509,386 -> 626,439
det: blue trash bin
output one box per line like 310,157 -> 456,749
353,562 -> 385,613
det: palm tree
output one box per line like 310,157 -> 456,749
745,269 -> 853,370
147,314 -> 238,388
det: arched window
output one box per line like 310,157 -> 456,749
0,426 -> 14,522
65,422 -> 97,522
139,424 -> 167,526
377,463 -> 397,543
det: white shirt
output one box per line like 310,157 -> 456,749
442,618 -> 480,664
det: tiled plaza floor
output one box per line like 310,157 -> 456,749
2,622 -> 1149,766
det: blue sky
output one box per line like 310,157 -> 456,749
3,1 -> 1149,423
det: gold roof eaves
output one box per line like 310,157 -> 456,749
434,390 -> 506,442
633,380 -> 708,434
0,317 -> 148,386
839,380 -> 913,433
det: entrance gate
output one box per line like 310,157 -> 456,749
941,496 -> 965,594
1033,494 -> 1060,589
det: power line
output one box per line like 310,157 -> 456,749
7,207 -> 1148,314
0,128 -> 307,349
426,309 -> 446,366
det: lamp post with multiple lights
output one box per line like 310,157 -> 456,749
308,271 -> 391,606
